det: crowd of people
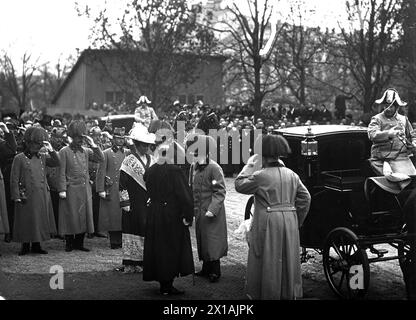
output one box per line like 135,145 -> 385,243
1,89 -> 416,300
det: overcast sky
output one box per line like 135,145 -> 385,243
0,0 -> 346,65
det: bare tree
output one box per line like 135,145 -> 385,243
332,0 -> 403,113
274,0 -> 331,106
0,52 -> 40,115
221,0 -> 281,120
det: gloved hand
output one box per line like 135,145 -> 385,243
83,135 -> 98,148
59,191 -> 67,199
183,218 -> 191,226
0,122 -> 10,134
42,141 -> 54,153
99,192 -> 107,199
388,126 -> 402,138
205,211 -> 215,218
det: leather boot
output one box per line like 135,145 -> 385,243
74,233 -> 90,252
18,243 -> 30,256
31,242 -> 48,254
65,235 -> 74,252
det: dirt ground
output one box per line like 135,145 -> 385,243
0,178 -> 408,300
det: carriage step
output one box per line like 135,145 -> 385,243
369,246 -> 388,257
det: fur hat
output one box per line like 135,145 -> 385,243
24,126 -> 48,144
67,120 -> 87,138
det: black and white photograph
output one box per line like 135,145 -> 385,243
0,0 -> 415,310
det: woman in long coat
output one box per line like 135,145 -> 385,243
58,120 -> 104,252
96,127 -> 127,249
143,121 -> 194,295
235,134 -> 311,300
188,134 -> 228,283
119,124 -> 155,273
10,127 -> 59,255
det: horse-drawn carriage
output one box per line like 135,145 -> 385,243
244,125 -> 412,299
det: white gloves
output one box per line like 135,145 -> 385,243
42,141 -> 54,153
83,135 -> 98,148
0,122 -> 10,134
205,211 -> 215,218
388,126 -> 402,138
99,192 -> 107,199
59,191 -> 67,199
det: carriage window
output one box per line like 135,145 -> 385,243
319,136 -> 370,171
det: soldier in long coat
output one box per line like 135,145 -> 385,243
10,127 -> 60,255
46,124 -> 67,238
96,127 -> 127,249
143,141 -> 194,295
188,134 -> 228,283
87,126 -> 107,238
235,135 -> 311,300
58,120 -> 104,252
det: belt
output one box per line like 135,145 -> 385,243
265,203 -> 296,212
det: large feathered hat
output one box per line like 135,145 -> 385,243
128,123 -> 155,144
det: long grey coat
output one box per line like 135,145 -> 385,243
191,160 -> 228,262
58,146 -> 104,235
96,147 -> 126,232
11,152 -> 60,242
235,164 -> 311,300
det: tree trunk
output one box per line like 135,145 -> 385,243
300,66 -> 306,106
363,87 -> 373,114
253,55 -> 262,121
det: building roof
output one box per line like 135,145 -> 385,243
51,49 -> 226,105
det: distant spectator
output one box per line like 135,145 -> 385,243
134,96 -> 158,128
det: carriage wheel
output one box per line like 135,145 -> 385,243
244,196 -> 254,220
323,227 -> 370,299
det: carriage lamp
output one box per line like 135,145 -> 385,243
301,127 -> 318,180
301,127 -> 318,157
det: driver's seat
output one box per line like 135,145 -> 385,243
363,177 -> 405,234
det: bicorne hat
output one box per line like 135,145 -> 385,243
375,88 -> 407,107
